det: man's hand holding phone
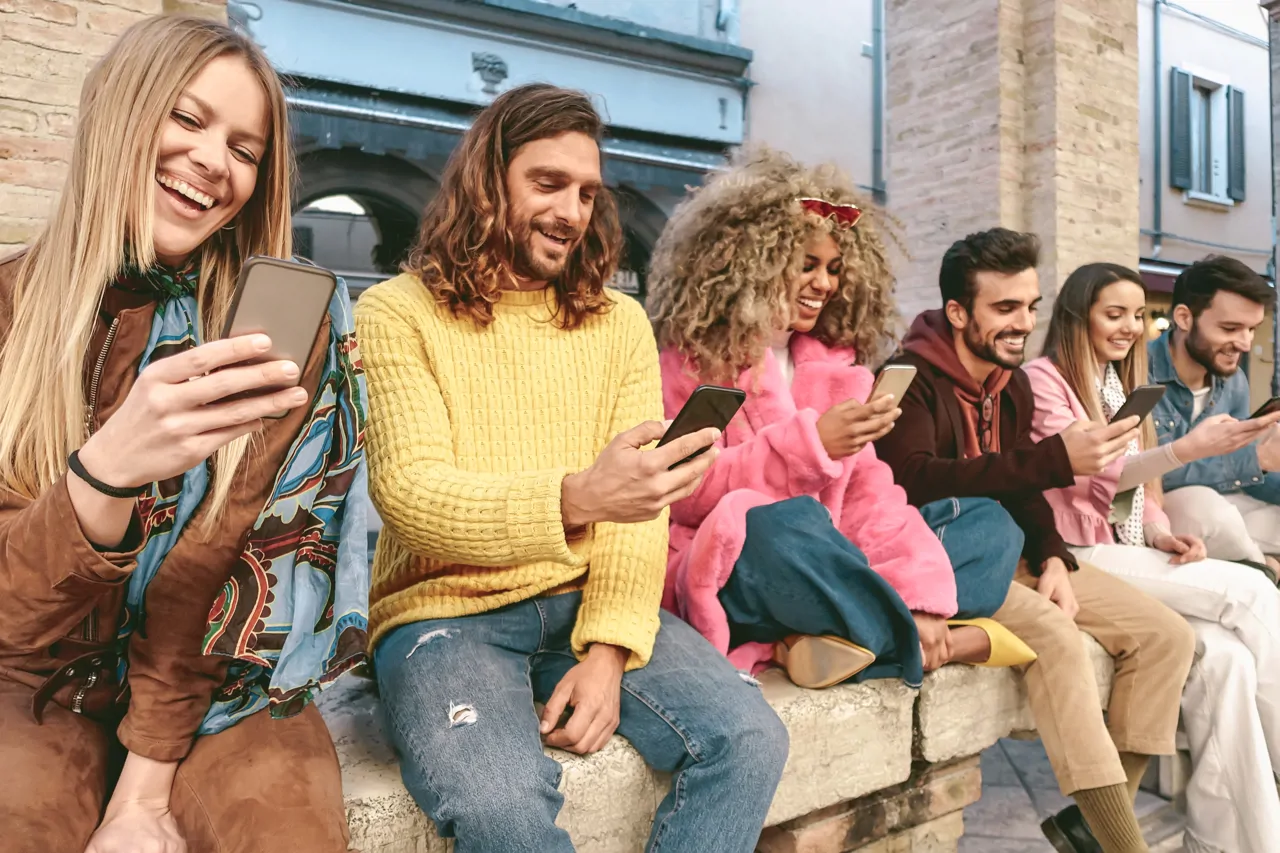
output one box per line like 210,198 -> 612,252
1059,418 -> 1141,476
1173,411 -> 1280,464
561,421 -> 720,527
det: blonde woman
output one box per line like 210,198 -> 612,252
0,16 -> 366,853
1026,262 -> 1280,853
647,148 -> 1033,690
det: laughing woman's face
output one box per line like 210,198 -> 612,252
151,54 -> 268,267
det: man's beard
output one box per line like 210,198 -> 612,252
1185,322 -> 1239,378
512,217 -> 578,282
964,320 -> 1025,370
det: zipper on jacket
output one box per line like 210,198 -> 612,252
70,670 -> 98,714
84,318 -> 119,435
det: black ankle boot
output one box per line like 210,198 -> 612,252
1041,805 -> 1103,853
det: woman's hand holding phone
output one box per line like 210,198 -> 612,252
816,395 -> 900,460
78,334 -> 307,490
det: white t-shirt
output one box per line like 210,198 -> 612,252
1191,386 -> 1211,421
771,331 -> 794,387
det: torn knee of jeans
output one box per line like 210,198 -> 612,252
737,670 -> 762,688
405,628 -> 454,658
448,702 -> 478,728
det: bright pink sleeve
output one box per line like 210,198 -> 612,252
1025,359 -> 1126,523
842,444 -> 957,617
661,351 -> 844,529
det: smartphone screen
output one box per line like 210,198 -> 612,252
1109,384 -> 1167,425
1253,397 -> 1280,419
657,385 -> 746,469
219,256 -> 336,417
870,365 -> 916,403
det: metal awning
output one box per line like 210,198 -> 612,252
287,81 -> 728,194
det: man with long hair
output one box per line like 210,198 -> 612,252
355,84 -> 788,852
876,229 -> 1195,853
1147,255 -> 1280,568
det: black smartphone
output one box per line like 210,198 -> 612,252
656,385 -> 746,469
1253,397 -> 1280,419
219,256 -> 336,418
1108,384 -> 1167,425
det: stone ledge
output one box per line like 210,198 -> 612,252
757,757 -> 980,853
320,635 -> 1113,852
320,669 -> 916,853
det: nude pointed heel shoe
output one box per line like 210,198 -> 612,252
773,635 -> 877,689
947,618 -> 1037,667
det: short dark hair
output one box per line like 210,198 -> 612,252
939,228 -> 1041,310
1171,255 -> 1273,318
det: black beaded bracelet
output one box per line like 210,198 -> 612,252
67,450 -> 148,499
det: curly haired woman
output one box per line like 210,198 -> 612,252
647,147 -> 1034,689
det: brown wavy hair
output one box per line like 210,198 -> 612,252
647,146 -> 900,383
1042,262 -> 1160,489
404,83 -> 621,329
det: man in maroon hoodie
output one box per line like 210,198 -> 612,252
876,228 -> 1195,853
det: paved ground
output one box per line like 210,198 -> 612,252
961,738 -> 1186,852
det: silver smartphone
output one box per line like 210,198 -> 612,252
219,256 -> 336,418
870,364 -> 917,403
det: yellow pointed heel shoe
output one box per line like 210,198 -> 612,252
947,618 -> 1037,667
773,635 -> 877,689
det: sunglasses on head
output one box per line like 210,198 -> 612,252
798,197 -> 862,230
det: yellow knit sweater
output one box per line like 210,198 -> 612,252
355,273 -> 668,668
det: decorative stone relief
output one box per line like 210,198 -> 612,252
472,52 -> 509,96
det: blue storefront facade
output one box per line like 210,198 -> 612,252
229,0 -> 752,298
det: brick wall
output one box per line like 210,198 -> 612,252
886,0 -> 1140,340
0,0 -> 226,255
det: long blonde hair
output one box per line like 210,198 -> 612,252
0,15 -> 295,519
647,146 -> 899,383
1041,262 -> 1161,493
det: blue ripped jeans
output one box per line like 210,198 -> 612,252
374,591 -> 789,853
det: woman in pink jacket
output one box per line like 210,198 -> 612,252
645,147 -> 1033,690
1026,262 -> 1280,853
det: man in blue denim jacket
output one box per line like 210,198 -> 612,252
1148,256 -> 1280,564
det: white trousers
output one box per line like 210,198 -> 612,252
1163,486 -> 1280,564
1072,544 -> 1280,853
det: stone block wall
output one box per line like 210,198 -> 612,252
886,0 -> 1141,336
0,0 -> 226,256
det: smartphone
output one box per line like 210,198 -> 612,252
1253,397 -> 1280,419
1108,384 -> 1167,425
656,385 -> 746,470
870,364 -> 917,403
218,256 -> 336,417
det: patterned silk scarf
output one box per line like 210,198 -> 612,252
116,261 -> 368,734
1096,363 -> 1145,547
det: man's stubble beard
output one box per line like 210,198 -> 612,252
964,319 -> 1024,370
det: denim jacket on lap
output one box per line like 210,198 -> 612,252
1147,330 -> 1280,502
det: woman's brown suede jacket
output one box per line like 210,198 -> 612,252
0,250 -> 328,761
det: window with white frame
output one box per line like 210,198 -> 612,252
1170,67 -> 1245,205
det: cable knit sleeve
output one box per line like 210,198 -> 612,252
570,303 -> 667,670
356,283 -> 582,568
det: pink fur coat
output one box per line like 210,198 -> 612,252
660,334 -> 959,672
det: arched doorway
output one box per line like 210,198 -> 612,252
612,186 -> 671,305
292,149 -> 437,297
